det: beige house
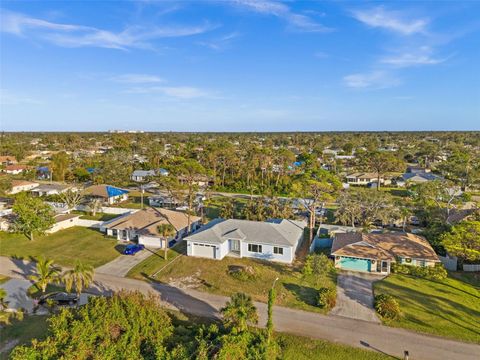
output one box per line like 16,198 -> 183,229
84,184 -> 129,205
9,180 -> 39,194
104,207 -> 201,248
346,172 -> 390,186
46,214 -> 81,234
331,232 -> 440,274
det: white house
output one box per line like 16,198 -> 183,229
346,172 -> 390,186
46,214 -> 81,234
3,165 -> 28,175
30,183 -> 74,197
131,168 -> 169,182
103,207 -> 201,248
9,180 -> 39,194
184,218 -> 307,264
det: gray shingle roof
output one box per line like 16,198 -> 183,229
185,218 -> 307,247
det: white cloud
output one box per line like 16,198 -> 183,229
351,6 -> 428,35
125,86 -> 212,99
198,32 -> 240,51
343,71 -> 401,89
234,0 -> 332,33
380,47 -> 449,67
111,74 -> 164,83
0,10 -> 215,50
0,89 -> 43,105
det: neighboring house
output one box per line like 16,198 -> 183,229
131,168 -> 169,182
178,174 -> 213,187
131,170 -> 156,182
36,166 -> 51,180
3,165 -> 28,175
402,171 -> 442,183
0,156 -> 17,166
346,173 -> 389,186
30,183 -> 73,197
184,218 -> 307,264
104,207 -> 201,248
9,180 -> 39,194
84,184 -> 129,205
46,214 -> 81,234
149,194 -> 184,208
331,232 -> 440,274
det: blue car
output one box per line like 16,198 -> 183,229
123,244 -> 144,255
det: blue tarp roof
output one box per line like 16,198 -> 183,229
37,166 -> 50,172
106,186 -> 129,198
86,167 -> 97,174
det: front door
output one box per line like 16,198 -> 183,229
381,261 -> 389,273
231,239 -> 240,252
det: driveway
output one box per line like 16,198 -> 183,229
95,248 -> 155,277
330,271 -> 384,323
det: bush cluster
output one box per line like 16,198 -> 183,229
374,294 -> 401,320
391,263 -> 447,281
317,287 -> 337,310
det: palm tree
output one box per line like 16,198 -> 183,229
221,292 -> 258,334
157,223 -> 176,260
63,262 -> 94,297
28,257 -> 61,294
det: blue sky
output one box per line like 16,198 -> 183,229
0,0 -> 479,131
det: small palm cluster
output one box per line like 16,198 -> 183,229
29,257 -> 94,297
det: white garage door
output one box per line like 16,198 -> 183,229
193,243 -> 215,259
139,236 -> 162,248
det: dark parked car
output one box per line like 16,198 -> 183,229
123,244 -> 145,255
38,292 -> 78,305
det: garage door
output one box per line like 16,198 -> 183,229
192,243 -> 216,259
339,257 -> 371,272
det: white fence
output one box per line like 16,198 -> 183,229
75,219 -> 103,228
463,264 -> 480,272
438,255 -> 458,271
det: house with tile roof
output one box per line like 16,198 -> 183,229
184,218 -> 307,263
8,180 -> 39,194
331,232 -> 440,274
103,207 -> 201,248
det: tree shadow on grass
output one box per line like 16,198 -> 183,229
283,283 -> 318,306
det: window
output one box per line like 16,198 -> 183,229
248,244 -> 262,253
405,258 -> 412,264
273,247 -> 283,255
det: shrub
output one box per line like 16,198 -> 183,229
317,287 -> 336,310
228,265 -> 256,281
391,262 -> 447,281
374,294 -> 401,320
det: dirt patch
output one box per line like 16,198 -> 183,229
167,270 -> 203,289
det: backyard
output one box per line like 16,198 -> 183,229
0,227 -> 121,268
373,273 -> 480,343
128,241 -> 336,313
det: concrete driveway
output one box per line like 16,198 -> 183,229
95,248 -> 155,277
330,271 -> 384,323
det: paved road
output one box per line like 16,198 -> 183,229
1,256 -> 479,360
0,278 -> 35,313
330,272 -> 383,323
96,248 -> 156,277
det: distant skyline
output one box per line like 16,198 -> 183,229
0,1 -> 479,131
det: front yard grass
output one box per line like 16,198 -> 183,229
276,333 -> 393,360
0,227 -> 121,268
128,241 -> 336,313
0,315 -> 49,360
373,273 -> 480,343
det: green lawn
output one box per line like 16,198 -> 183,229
0,315 -> 49,360
0,227 -> 121,268
71,211 -> 120,221
128,241 -> 336,313
374,273 -> 480,343
277,333 -> 393,360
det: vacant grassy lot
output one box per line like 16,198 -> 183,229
277,333 -> 393,360
128,241 -> 336,313
0,227 -> 121,268
374,273 -> 480,343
